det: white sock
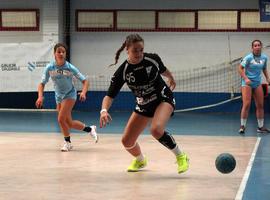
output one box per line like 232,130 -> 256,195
171,145 -> 181,156
136,154 -> 144,162
257,119 -> 264,128
241,118 -> 247,126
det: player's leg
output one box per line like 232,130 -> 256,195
239,86 -> 252,134
57,99 -> 76,151
253,84 -> 270,133
151,102 -> 189,173
122,112 -> 150,172
67,112 -> 98,143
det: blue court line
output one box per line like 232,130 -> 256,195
241,135 -> 270,200
235,137 -> 261,200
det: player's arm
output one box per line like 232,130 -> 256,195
152,53 -> 176,91
79,79 -> 89,101
238,64 -> 246,79
263,58 -> 270,84
36,83 -> 45,108
238,65 -> 251,85
69,63 -> 89,101
263,69 -> 270,84
238,57 -> 251,85
100,65 -> 125,128
161,69 -> 176,91
100,96 -> 113,128
36,66 -> 50,108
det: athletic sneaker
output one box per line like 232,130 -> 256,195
89,125 -> 98,143
127,157 -> 147,172
257,127 -> 270,134
61,141 -> 73,152
238,125 -> 246,134
176,153 -> 189,174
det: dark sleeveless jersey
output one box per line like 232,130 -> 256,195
107,53 -> 170,105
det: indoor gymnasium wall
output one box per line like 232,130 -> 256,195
0,0 -> 62,43
67,0 -> 270,112
69,0 -> 269,76
1,0 -> 270,112
0,0 -> 62,108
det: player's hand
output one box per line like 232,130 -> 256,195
35,97 -> 43,108
167,78 -> 176,91
244,78 -> 251,85
79,92 -> 86,101
100,111 -> 112,128
267,78 -> 270,85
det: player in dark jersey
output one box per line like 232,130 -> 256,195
99,34 -> 189,173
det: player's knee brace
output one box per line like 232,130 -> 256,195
124,142 -> 137,150
158,131 -> 177,149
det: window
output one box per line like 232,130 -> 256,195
77,11 -> 114,31
76,9 -> 270,32
117,11 -> 155,29
158,12 -> 195,29
241,11 -> 270,28
0,9 -> 39,31
198,11 -> 237,30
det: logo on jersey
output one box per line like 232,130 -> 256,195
146,66 -> 152,77
241,58 -> 247,66
251,58 -> 264,65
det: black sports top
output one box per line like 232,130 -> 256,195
107,53 -> 169,103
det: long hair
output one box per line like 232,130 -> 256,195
109,34 -> 144,67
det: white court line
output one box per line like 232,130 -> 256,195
235,137 -> 261,200
0,108 -> 56,112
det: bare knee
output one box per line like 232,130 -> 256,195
121,136 -> 135,148
58,115 -> 71,127
150,125 -> 164,139
66,120 -> 72,128
58,115 -> 65,125
256,103 -> 264,110
242,102 -> 251,111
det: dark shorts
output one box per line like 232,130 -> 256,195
134,87 -> 175,118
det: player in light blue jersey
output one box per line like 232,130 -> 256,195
238,40 -> 270,134
35,43 -> 98,151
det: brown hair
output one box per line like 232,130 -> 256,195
54,43 -> 68,53
251,40 -> 262,47
109,34 -> 144,67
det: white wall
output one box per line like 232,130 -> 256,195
1,0 -> 269,78
69,0 -> 269,76
71,32 -> 270,76
0,0 -> 63,92
0,0 -> 62,43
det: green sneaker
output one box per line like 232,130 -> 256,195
176,153 -> 189,174
127,157 -> 147,172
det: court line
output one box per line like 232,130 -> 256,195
235,137 -> 261,200
0,108 -> 55,112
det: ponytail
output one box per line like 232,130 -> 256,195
109,41 -> 126,67
109,34 -> 144,67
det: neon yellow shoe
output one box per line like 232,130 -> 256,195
176,153 -> 189,174
127,157 -> 147,172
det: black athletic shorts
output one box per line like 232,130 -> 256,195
134,87 -> 175,117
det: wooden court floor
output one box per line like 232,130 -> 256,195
0,133 -> 256,200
